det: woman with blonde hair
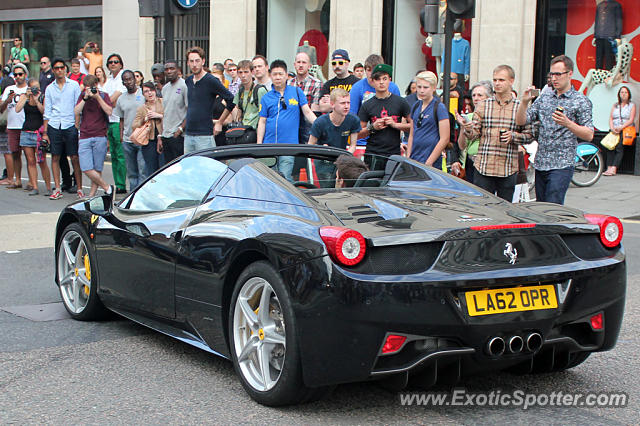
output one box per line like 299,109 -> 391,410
406,71 -> 450,167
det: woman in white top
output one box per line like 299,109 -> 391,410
604,86 -> 636,176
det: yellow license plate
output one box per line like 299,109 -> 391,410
465,285 -> 558,316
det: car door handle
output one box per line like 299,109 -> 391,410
173,230 -> 183,242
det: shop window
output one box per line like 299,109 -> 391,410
9,20 -> 102,79
534,0 -> 639,130
265,0 -> 331,80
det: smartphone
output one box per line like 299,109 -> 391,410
530,88 -> 540,97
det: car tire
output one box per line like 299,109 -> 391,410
229,261 -> 332,406
57,223 -> 108,321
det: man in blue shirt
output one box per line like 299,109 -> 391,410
43,58 -> 82,200
257,59 -> 316,181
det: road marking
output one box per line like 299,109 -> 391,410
0,212 -> 59,251
622,219 -> 640,224
5,250 -> 20,254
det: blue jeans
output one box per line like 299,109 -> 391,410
78,137 -> 108,172
184,134 -> 215,153
276,155 -> 294,182
122,142 -> 146,190
535,167 -> 574,205
141,140 -> 160,177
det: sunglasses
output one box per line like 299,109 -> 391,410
13,72 -> 25,76
40,61 -> 48,64
279,96 -> 287,110
107,60 -> 121,65
53,66 -> 66,70
548,71 -> 569,77
331,60 -> 346,66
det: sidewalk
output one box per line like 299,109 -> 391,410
564,173 -> 640,220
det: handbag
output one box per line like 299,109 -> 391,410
622,126 -> 636,146
600,131 -> 620,150
131,121 -> 151,146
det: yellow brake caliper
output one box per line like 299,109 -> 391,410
83,254 -> 91,295
250,307 -> 259,336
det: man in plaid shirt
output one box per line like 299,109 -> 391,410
288,52 -> 322,143
463,64 -> 533,201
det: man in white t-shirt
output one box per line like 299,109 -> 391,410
0,63 -> 28,187
102,53 -> 127,193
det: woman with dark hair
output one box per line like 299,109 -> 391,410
405,79 -> 416,96
132,81 -> 163,177
604,86 -> 636,176
15,78 -> 52,195
134,71 -> 144,88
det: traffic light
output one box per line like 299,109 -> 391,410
420,0 -> 440,34
448,0 -> 475,19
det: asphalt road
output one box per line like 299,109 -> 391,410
0,158 -> 638,424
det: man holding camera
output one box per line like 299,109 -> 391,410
0,63 -> 29,188
81,41 -> 102,75
516,55 -> 594,205
74,75 -> 113,197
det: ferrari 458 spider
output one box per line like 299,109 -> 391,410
54,144 -> 626,405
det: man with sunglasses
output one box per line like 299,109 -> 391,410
10,37 -> 29,65
103,53 -> 128,194
318,49 -> 360,113
0,63 -> 29,188
516,55 -> 594,205
42,58 -> 82,199
257,59 -> 316,180
39,57 -> 54,91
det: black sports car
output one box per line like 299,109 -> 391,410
54,144 -> 626,406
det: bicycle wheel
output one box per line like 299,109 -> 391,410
571,149 -> 603,187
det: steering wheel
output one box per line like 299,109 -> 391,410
293,181 -> 318,189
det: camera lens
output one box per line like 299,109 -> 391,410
91,87 -> 97,94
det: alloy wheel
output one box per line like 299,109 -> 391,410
233,277 -> 286,392
58,230 -> 92,314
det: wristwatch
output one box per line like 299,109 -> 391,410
178,126 -> 183,133
367,122 -> 376,134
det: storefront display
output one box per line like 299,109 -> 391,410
537,0 -> 639,131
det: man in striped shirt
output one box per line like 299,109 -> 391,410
463,64 -> 533,201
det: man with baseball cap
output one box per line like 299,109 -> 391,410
357,63 -> 411,170
318,49 -> 360,113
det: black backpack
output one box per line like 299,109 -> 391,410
237,83 -> 266,114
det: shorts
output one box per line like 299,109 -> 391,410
78,136 -> 108,172
0,132 -> 9,154
48,125 -> 79,156
20,131 -> 38,147
7,129 -> 21,153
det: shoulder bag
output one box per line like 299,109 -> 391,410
600,131 -> 620,151
622,126 -> 636,146
131,121 -> 151,146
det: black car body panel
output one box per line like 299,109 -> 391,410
54,144 -> 626,389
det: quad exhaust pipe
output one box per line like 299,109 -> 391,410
486,333 -> 543,357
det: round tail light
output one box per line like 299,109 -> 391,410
584,214 -> 623,248
319,226 -> 366,266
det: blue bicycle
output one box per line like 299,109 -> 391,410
571,142 -> 603,187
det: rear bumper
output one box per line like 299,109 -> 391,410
287,253 -> 626,387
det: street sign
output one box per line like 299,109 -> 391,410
175,0 -> 198,9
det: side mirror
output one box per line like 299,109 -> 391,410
84,192 -> 113,216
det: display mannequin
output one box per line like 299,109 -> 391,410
297,40 -> 326,83
579,38 -> 633,94
440,20 -> 470,87
428,0 -> 447,86
592,0 -> 623,70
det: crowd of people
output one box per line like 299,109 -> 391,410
2,35 -> 629,205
